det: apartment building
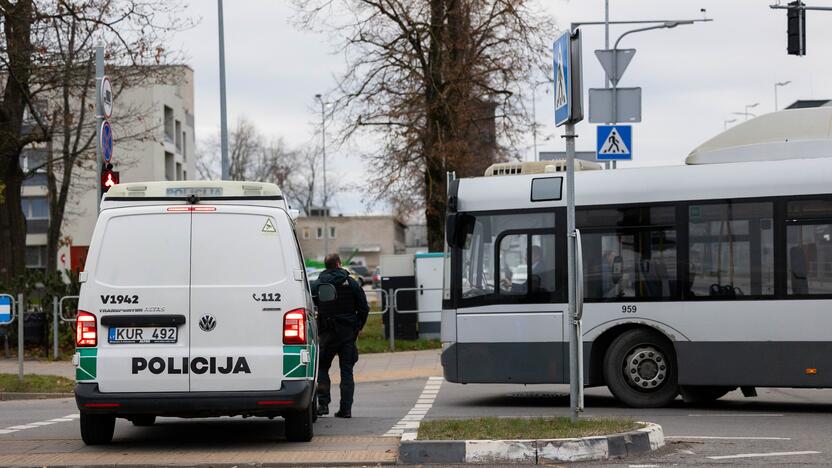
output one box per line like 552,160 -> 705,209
20,65 -> 195,274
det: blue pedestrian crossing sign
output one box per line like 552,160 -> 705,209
596,125 -> 632,161
553,32 -> 572,126
0,296 -> 11,324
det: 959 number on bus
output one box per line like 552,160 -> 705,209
621,305 -> 637,314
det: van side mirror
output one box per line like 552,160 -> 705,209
288,209 -> 300,221
317,283 -> 336,303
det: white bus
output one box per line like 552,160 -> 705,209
440,107 -> 832,407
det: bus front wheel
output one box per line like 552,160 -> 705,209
603,328 -> 679,408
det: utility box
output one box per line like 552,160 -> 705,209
380,254 -> 418,340
415,253 -> 444,339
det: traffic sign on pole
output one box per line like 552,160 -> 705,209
594,49 -> 635,86
588,87 -> 642,123
0,295 -> 11,324
100,121 -> 114,163
554,30 -> 583,126
100,76 -> 114,119
596,125 -> 632,160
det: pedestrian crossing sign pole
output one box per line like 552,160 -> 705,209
554,28 -> 585,423
596,125 -> 632,160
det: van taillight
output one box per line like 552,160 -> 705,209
76,311 -> 97,347
283,309 -> 306,345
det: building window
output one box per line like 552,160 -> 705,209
316,227 -> 323,239
688,201 -> 774,297
25,245 -> 47,270
786,198 -> 832,296
176,162 -> 183,181
303,227 -> 311,240
175,120 -> 182,153
165,152 -> 175,181
182,131 -> 187,161
182,170 -> 187,181
164,106 -> 174,143
329,226 -> 336,239
22,196 -> 49,220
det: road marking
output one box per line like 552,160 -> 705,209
1,413 -> 80,436
384,377 -> 443,440
667,436 -> 792,441
708,451 -> 820,460
629,465 -> 659,468
687,413 -> 783,417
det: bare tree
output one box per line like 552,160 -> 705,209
294,0 -> 553,250
0,0 -> 192,283
195,117 -> 328,214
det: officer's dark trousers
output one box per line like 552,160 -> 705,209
317,326 -> 358,411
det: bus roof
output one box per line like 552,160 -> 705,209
686,106 -> 832,164
455,157 -> 832,212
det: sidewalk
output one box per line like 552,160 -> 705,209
0,348 -> 442,383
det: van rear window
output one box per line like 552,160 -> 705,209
191,213 -> 286,286
95,213 -> 190,286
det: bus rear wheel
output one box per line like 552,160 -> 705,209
604,328 -> 679,408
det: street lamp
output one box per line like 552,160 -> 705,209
734,102 -> 759,121
724,118 -> 737,130
530,79 -> 553,161
315,94 -> 329,258
774,80 -> 791,111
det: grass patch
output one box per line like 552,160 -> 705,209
357,314 -> 441,354
0,373 -> 75,393
417,417 -> 642,440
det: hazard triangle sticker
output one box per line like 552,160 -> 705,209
262,218 -> 277,233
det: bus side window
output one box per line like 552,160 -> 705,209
786,198 -> 832,296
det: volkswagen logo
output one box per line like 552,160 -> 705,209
199,314 -> 216,332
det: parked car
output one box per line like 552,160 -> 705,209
348,264 -> 373,286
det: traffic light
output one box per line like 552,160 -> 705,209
787,1 -> 806,56
101,163 -> 120,194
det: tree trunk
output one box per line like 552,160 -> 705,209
0,0 -> 35,284
0,160 -> 27,284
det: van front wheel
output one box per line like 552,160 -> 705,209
284,404 -> 314,442
80,413 -> 115,445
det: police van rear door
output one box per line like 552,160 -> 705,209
91,207 -> 192,393
189,206 -> 298,391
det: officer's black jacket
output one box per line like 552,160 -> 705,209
311,268 -> 370,332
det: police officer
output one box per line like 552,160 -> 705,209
312,253 -> 369,418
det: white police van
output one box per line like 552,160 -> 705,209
73,181 -> 324,444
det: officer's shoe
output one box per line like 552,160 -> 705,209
317,403 -> 329,416
334,409 -> 352,418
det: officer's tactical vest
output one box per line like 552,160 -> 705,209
318,279 -> 357,327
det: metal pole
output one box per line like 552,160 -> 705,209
565,123 -> 579,423
774,83 -> 778,112
321,100 -> 329,256
605,2 -> 617,169
95,43 -> 104,212
52,297 -> 58,360
218,0 -> 230,181
532,94 -> 538,162
388,288 -> 395,352
17,293 -> 24,383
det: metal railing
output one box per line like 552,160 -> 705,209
386,287 -> 444,351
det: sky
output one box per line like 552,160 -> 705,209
173,0 -> 832,215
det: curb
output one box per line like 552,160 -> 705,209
0,392 -> 74,401
399,422 -> 664,464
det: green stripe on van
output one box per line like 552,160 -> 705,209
76,348 -> 97,381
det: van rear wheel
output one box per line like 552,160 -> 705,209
284,404 -> 314,442
603,328 -> 679,408
80,413 -> 115,445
